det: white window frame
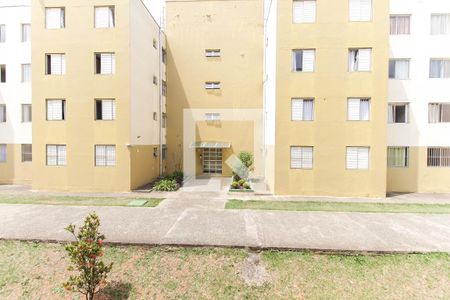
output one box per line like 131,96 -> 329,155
429,59 -> 450,78
22,104 -> 32,123
205,113 -> 220,122
427,147 -> 450,167
292,49 -> 315,72
429,103 -> 450,123
291,98 -> 314,121
95,145 -> 116,167
388,103 -> 408,123
95,53 -> 116,75
95,99 -> 115,121
390,15 -> 411,35
45,7 -> 65,29
348,48 -> 372,72
21,64 -> 31,82
46,54 -> 66,75
0,25 -> 5,43
21,144 -> 32,162
46,144 -> 66,166
293,0 -> 316,24
387,147 -> 409,168
46,99 -> 66,121
95,6 -> 115,28
0,104 -> 6,122
205,82 -> 221,90
205,49 -> 221,57
389,59 -> 410,80
347,98 -> 370,121
290,146 -> 313,169
22,24 -> 31,42
346,146 -> 370,170
430,14 -> 450,35
349,0 -> 372,22
0,144 -> 6,162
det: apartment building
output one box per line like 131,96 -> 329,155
165,0 -> 264,178
31,0 -> 166,191
0,0 -> 32,184
387,0 -> 450,193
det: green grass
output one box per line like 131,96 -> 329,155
226,199 -> 450,214
0,194 -> 163,207
0,241 -> 449,299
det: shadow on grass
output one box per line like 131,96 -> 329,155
98,281 -> 133,299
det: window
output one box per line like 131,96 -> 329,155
21,144 -> 32,162
162,112 -> 167,128
291,98 -> 314,121
153,75 -> 157,85
22,64 -> 31,82
0,25 -> 5,43
349,0 -> 372,21
45,8 -> 65,29
95,145 -> 116,167
162,80 -> 167,96
46,54 -> 66,75
389,59 -> 410,79
346,147 -> 369,169
390,15 -> 410,35
95,99 -> 115,120
22,24 -> 31,42
162,48 -> 167,63
153,39 -> 157,49
22,104 -> 32,122
95,53 -> 115,74
387,147 -> 408,167
293,0 -> 316,24
46,144 -> 66,166
162,144 -> 167,160
205,113 -> 220,121
388,103 -> 408,123
95,6 -> 115,28
428,147 -> 450,167
0,144 -> 6,162
46,99 -> 65,121
431,14 -> 450,35
430,59 -> 450,78
347,98 -> 370,121
292,49 -> 315,72
349,48 -> 371,71
429,103 -> 450,123
1,64 -> 6,83
153,112 -> 157,121
0,104 -> 5,122
205,49 -> 221,57
205,82 -> 220,89
290,146 -> 313,169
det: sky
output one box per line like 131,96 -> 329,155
142,0 -> 165,26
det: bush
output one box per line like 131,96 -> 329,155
238,179 -> 246,186
243,182 -> 251,189
231,181 -> 240,189
154,179 -> 178,191
64,213 -> 113,300
238,151 -> 254,169
165,171 -> 184,183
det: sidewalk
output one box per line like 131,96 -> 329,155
1,191 -> 450,253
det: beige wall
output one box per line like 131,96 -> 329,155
130,145 -> 159,189
387,147 -> 450,193
0,144 -> 32,184
273,0 -> 389,197
165,0 -> 264,175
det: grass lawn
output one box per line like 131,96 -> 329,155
0,194 -> 163,207
0,241 -> 449,299
226,199 -> 450,214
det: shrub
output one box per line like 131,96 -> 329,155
231,181 -> 240,189
165,171 -> 184,183
63,213 -> 113,300
232,173 -> 241,182
243,182 -> 251,189
154,179 -> 178,191
238,151 -> 254,169
238,179 -> 246,186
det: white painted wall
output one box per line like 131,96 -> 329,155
388,0 -> 450,147
0,0 -> 31,144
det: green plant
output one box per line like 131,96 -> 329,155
64,213 -> 113,300
238,179 -> 246,186
164,171 -> 184,183
231,181 -> 239,189
154,179 -> 178,191
243,182 -> 251,189
238,151 -> 254,169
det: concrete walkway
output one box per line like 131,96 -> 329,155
1,190 -> 450,253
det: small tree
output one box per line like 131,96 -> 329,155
63,212 -> 113,300
238,151 -> 254,170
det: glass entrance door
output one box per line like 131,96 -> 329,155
203,148 -> 222,174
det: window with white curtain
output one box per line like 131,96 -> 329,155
0,144 -> 6,162
291,98 -> 314,121
95,6 -> 115,28
431,14 -> 450,35
388,103 -> 408,123
22,104 -> 32,122
95,145 -> 116,167
21,64 -> 31,82
46,144 -> 66,166
46,99 -> 65,121
349,0 -> 372,22
348,98 -> 370,121
427,147 -> 450,167
46,54 -> 66,75
0,25 -> 5,43
429,103 -> 450,123
390,15 -> 410,35
95,99 -> 115,120
293,49 -> 315,72
0,104 -> 6,122
95,53 -> 115,74
22,24 -> 31,42
389,59 -> 410,79
21,144 -> 32,162
291,146 -> 313,169
388,147 -> 409,167
293,0 -> 316,23
429,59 -> 450,78
346,147 -> 369,169
205,82 -> 221,89
348,48 -> 371,71
45,8 -> 65,29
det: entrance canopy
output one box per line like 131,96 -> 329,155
190,141 -> 231,149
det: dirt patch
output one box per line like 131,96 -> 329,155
239,252 -> 271,287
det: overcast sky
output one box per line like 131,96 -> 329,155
142,0 -> 165,26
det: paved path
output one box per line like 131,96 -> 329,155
1,191 -> 450,253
